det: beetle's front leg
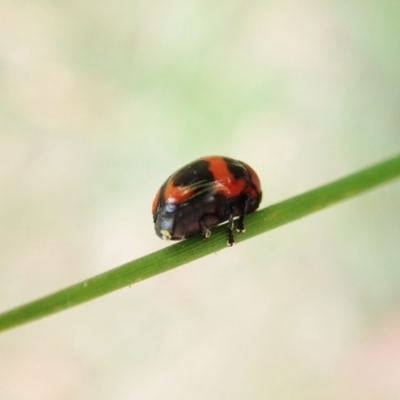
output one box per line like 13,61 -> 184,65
199,219 -> 212,239
199,214 -> 220,240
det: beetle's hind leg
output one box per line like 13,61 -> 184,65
236,194 -> 251,234
227,211 -> 235,246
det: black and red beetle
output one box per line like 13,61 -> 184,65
152,156 -> 262,246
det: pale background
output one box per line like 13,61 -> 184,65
1,0 -> 400,399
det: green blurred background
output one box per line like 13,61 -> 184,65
1,0 -> 400,399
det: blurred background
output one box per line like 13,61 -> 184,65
1,0 -> 400,399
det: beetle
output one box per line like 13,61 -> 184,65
152,156 -> 262,246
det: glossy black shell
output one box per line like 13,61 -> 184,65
152,156 -> 262,245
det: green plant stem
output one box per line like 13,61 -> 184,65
1,154 -> 400,333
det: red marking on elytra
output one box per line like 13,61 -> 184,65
241,161 -> 261,192
164,178 -> 194,203
202,156 -> 246,197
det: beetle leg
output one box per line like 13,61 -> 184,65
236,194 -> 250,233
227,210 -> 235,246
199,218 -> 212,239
